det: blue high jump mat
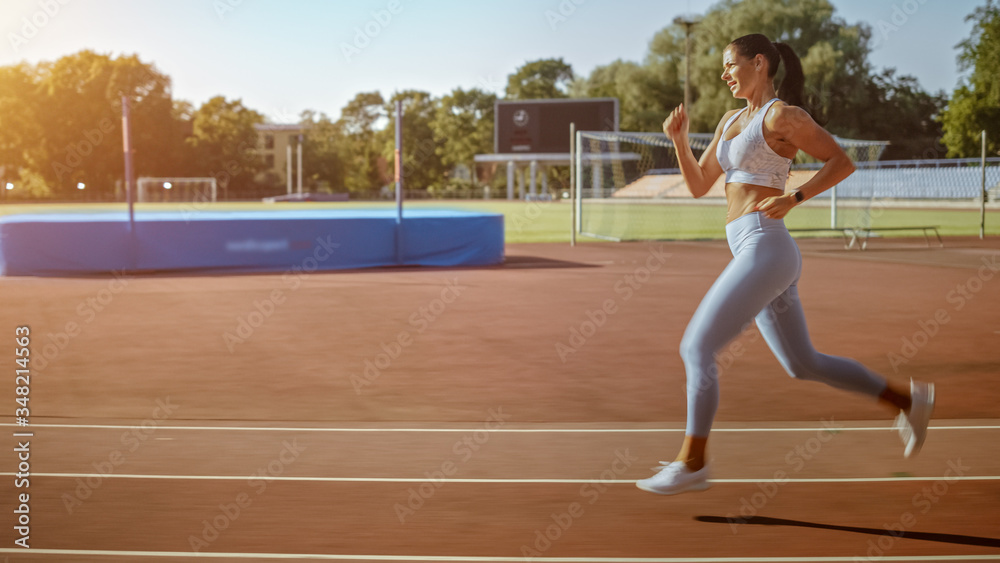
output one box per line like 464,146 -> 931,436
0,208 -> 504,276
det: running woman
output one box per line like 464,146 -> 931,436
636,34 -> 935,496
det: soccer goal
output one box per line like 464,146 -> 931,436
572,131 -> 888,241
137,177 -> 217,203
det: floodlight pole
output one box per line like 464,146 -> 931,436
122,96 -> 135,232
395,100 -> 404,264
674,17 -> 699,110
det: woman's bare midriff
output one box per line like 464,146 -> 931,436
725,183 -> 784,223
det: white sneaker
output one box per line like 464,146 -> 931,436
636,461 -> 710,495
895,379 -> 935,458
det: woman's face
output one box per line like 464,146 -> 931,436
721,46 -> 760,100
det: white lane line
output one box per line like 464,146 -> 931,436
3,423 -> 1000,433
0,548 -> 998,562
6,473 -> 1000,484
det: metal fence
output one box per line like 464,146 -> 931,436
799,157 -> 1000,200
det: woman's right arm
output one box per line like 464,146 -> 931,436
663,104 -> 733,198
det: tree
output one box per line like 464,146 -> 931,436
0,64 -> 44,194
382,90 -> 447,193
1,51 -> 179,199
571,59 -> 682,133
336,91 -> 386,194
862,69 -> 947,160
300,110 -> 346,193
338,91 -> 387,136
186,96 -> 264,198
107,54 -> 180,179
505,58 -> 574,100
649,0 -> 873,134
41,51 -> 177,197
578,0 -> 944,158
31,51 -> 118,196
432,87 -> 496,185
166,100 -> 198,178
941,0 -> 1000,157
0,71 -> 50,200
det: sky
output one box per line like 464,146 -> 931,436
0,0 -> 984,124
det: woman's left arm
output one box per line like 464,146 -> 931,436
756,105 -> 855,219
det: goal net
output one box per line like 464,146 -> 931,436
137,177 -> 217,203
573,131 -> 888,241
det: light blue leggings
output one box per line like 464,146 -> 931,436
680,212 -> 887,437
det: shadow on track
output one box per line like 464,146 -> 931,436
695,515 -> 1000,548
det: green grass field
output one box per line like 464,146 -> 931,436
1,199 -> 997,243
572,200 -> 1000,241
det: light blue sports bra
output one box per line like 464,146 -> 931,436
716,98 -> 792,189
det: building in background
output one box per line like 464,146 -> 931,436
255,123 -> 304,189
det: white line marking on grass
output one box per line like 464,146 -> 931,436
6,473 -> 1000,484
1,548 -> 999,562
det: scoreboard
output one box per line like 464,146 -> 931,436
494,98 -> 618,154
